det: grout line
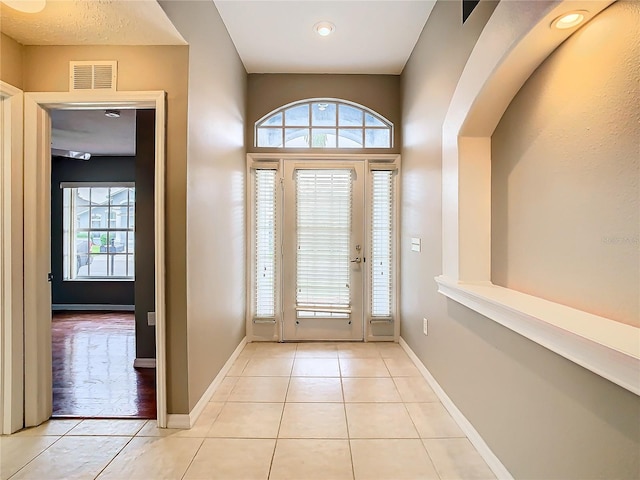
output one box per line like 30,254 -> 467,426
90,434 -> 137,480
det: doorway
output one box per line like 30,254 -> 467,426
247,154 -> 400,344
282,162 -> 365,341
23,91 -> 168,428
49,109 -> 156,418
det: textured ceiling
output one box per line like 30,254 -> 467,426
0,0 -> 185,45
214,0 -> 436,74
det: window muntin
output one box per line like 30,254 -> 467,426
62,183 -> 135,280
256,99 -> 393,149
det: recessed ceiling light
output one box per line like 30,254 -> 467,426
552,11 -> 586,29
314,21 -> 335,37
0,0 -> 46,13
105,110 -> 121,118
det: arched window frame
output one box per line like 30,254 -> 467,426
255,98 -> 394,149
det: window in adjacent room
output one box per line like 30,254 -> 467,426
62,183 -> 135,280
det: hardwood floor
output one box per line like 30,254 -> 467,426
52,311 -> 156,419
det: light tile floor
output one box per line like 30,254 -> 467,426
1,342 -> 496,480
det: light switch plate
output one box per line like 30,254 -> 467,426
147,312 -> 156,326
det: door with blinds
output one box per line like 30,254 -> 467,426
282,162 -> 365,340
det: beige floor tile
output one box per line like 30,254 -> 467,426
383,356 -> 421,376
339,357 -> 390,377
286,377 -> 344,402
0,436 -> 59,480
14,420 -> 81,436
210,376 -> 240,401
172,402 -> 225,437
337,343 -> 382,358
270,439 -> 353,480
207,402 -> 283,438
96,436 -> 203,480
406,403 -> 464,438
244,342 -> 297,358
295,342 -> 339,358
346,403 -> 418,438
10,436 -> 129,480
393,376 -> 439,402
292,358 -> 341,377
342,377 -> 402,402
423,438 -> 496,479
183,438 -> 275,480
351,439 -> 439,480
242,357 -> 294,376
279,403 -> 348,438
226,356 -> 250,376
135,420 -> 184,438
68,419 -> 146,436
375,342 -> 408,358
227,376 -> 290,402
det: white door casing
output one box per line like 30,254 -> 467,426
23,91 -> 168,427
246,153 -> 400,343
0,81 -> 24,434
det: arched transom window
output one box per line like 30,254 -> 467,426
255,99 -> 393,148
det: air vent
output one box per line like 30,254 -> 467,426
69,61 -> 117,92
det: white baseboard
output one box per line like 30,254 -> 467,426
133,358 -> 156,368
166,337 -> 247,430
52,304 -> 135,311
399,337 -> 513,480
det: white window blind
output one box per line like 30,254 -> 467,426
371,170 -> 394,317
254,170 -> 277,318
296,169 -> 352,317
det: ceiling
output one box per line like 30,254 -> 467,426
51,109 -> 137,157
1,0 -> 436,154
0,0 -> 185,46
214,1 -> 436,74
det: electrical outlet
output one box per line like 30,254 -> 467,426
423,318 -> 428,335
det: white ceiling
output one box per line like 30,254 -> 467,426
214,0 -> 436,74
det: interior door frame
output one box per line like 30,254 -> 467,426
1,81 -> 24,434
246,153 -> 401,343
23,91 -> 168,428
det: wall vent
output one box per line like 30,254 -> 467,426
69,61 -> 117,92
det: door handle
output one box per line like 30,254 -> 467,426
350,257 -> 361,264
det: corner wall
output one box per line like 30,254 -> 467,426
0,32 -> 23,89
159,1 -> 247,411
400,1 -> 639,478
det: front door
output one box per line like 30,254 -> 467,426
282,162 -> 365,340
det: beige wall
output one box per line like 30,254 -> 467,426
401,1 -> 640,478
22,44 -> 191,413
159,1 -> 247,411
492,0 -> 639,327
0,32 -> 23,89
247,74 -> 401,153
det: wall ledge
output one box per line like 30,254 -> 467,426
435,276 -> 640,396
